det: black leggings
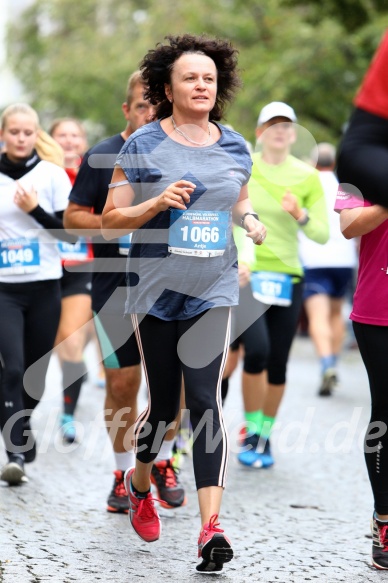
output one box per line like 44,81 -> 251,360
353,322 -> 388,515
0,280 -> 61,456
336,108 -> 388,208
231,281 -> 303,385
132,307 -> 230,490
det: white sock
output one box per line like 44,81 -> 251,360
114,450 -> 135,471
154,439 -> 174,462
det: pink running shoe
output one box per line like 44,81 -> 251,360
124,467 -> 161,543
196,514 -> 233,573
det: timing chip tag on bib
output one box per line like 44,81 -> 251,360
250,271 -> 293,306
168,209 -> 228,257
0,238 -> 40,274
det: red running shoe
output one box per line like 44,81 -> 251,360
372,515 -> 388,569
107,470 -> 129,513
151,459 -> 187,509
124,467 -> 161,543
196,514 -> 233,573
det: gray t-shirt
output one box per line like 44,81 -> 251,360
116,119 -> 252,320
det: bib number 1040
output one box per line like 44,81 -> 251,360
181,225 -> 220,244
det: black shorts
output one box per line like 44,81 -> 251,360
93,311 -> 140,369
60,264 -> 93,298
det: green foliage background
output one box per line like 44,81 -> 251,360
6,0 -> 388,147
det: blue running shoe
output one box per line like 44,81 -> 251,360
260,438 -> 274,468
238,433 -> 261,467
238,434 -> 274,468
60,414 -> 77,443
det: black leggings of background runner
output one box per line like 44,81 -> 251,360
0,280 -> 61,457
230,281 -> 303,384
353,321 -> 388,515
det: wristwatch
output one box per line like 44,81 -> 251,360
241,212 -> 259,229
297,210 -> 310,226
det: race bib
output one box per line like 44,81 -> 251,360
0,238 -> 40,274
250,271 -> 293,306
168,209 -> 228,257
58,238 -> 89,261
118,233 -> 132,256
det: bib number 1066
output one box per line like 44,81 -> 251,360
181,226 -> 219,243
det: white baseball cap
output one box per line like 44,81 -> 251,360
257,102 -> 297,125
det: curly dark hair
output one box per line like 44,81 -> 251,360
139,34 -> 241,121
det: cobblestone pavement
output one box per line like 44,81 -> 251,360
1,336 -> 388,582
